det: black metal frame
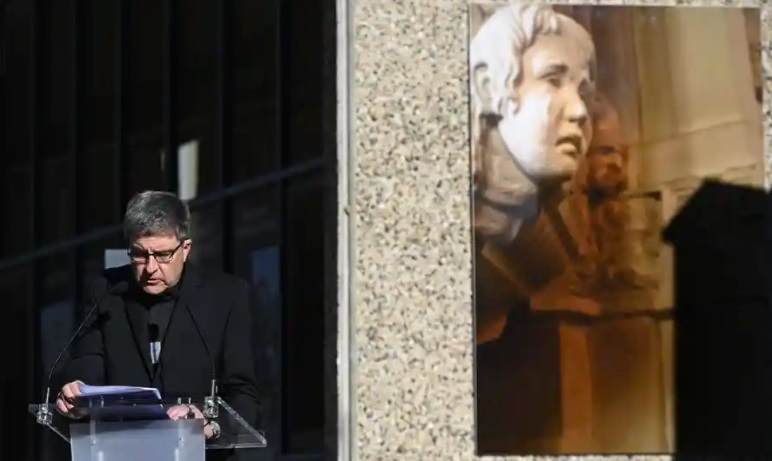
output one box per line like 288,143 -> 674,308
26,0 -> 43,458
276,0 -> 291,453
217,0 -> 234,271
163,0 -> 178,194
71,0 -> 84,319
113,0 -> 129,223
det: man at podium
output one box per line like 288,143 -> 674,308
53,190 -> 260,455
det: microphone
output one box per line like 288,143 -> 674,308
148,324 -> 160,365
183,302 -> 218,419
35,280 -> 123,425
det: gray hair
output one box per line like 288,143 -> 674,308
123,190 -> 191,242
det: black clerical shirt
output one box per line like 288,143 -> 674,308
134,284 -> 181,368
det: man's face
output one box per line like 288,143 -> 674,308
128,233 -> 192,295
498,19 -> 595,183
587,111 -> 628,193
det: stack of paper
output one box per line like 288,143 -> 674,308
78,384 -> 162,400
75,383 -> 167,421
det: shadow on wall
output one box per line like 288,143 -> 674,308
662,179 -> 772,459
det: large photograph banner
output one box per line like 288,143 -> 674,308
469,2 -> 762,455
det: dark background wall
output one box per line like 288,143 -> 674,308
0,0 -> 336,459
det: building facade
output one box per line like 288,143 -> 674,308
0,1 -> 336,460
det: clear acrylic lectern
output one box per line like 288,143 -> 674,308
28,397 -> 267,461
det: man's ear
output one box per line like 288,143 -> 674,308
182,239 -> 193,261
471,63 -> 495,115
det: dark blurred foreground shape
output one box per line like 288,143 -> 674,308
476,178 -> 772,459
663,179 -> 772,460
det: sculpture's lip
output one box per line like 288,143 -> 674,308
556,134 -> 582,157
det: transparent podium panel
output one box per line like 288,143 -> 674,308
70,418 -> 204,461
29,396 -> 267,460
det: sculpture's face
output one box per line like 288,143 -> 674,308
498,19 -> 595,183
587,108 -> 628,194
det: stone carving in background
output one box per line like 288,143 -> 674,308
566,92 -> 654,298
469,3 -> 596,244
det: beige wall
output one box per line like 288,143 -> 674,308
340,0 -> 772,460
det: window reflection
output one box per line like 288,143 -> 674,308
189,206 -> 224,270
232,0 -> 278,180
231,186 -> 280,456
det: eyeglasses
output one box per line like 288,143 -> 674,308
128,241 -> 184,265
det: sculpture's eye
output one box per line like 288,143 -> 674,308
538,70 -> 563,88
536,63 -> 567,88
546,76 -> 562,87
594,146 -> 616,156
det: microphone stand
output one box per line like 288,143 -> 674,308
35,388 -> 53,426
182,281 -> 218,419
35,285 -> 112,426
204,379 -> 219,419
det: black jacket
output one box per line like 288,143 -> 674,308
57,262 -> 261,443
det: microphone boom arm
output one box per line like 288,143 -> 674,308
36,283 -> 114,425
184,303 -> 218,419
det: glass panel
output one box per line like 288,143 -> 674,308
81,0 -> 118,230
39,0 -> 77,246
39,254 -> 77,378
42,0 -> 73,162
126,0 -> 164,194
287,0 -> 325,164
38,253 -> 78,461
80,142 -> 118,231
232,186 -> 279,278
230,186 -> 280,456
177,0 -> 218,197
80,234 -> 126,283
28,397 -> 267,449
2,1 -> 33,259
283,170 -> 325,452
231,0 -> 278,180
0,165 -> 32,258
247,243 -> 282,459
4,0 -> 32,167
0,269 -> 32,460
70,418 -> 206,461
39,155 -> 76,244
188,205 -> 223,270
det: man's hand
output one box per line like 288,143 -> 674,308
55,381 -> 85,419
166,404 -> 218,439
